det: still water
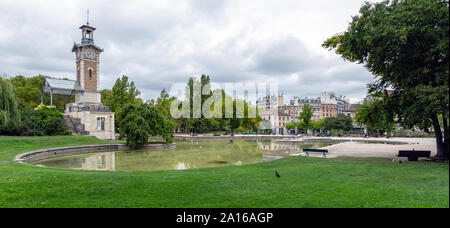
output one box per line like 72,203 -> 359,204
31,139 -> 398,171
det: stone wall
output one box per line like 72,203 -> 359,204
15,143 -> 177,163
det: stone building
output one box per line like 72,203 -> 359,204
256,94 -> 284,112
279,105 -> 300,123
291,97 -> 321,121
259,107 -> 291,135
64,22 -> 115,140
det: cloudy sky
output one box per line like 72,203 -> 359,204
0,0 -> 382,104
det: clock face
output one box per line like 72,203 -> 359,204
85,49 -> 95,59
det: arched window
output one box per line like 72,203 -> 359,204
88,68 -> 93,79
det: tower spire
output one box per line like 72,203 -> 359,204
87,9 -> 89,25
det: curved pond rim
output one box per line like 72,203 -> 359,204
14,143 -> 176,163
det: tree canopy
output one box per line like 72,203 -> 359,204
102,75 -> 143,113
322,114 -> 353,133
175,75 -> 261,135
323,0 -> 449,158
7,75 -> 73,111
298,104 -> 314,133
0,78 -> 20,134
355,99 -> 396,136
117,103 -> 174,148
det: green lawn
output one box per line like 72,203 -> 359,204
0,136 -> 448,208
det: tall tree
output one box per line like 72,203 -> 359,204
323,0 -> 449,158
335,113 -> 354,132
106,75 -> 143,132
107,75 -> 142,113
0,78 -> 20,134
298,104 -> 314,134
355,99 -> 396,136
117,103 -> 174,148
154,88 -> 178,133
312,119 -> 325,135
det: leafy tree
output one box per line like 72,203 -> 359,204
153,89 -> 179,133
286,122 -> 297,131
227,99 -> 242,136
176,76 -> 212,134
8,75 -> 73,111
106,75 -> 143,133
355,99 -> 396,136
174,75 -> 261,135
298,104 -> 314,134
335,113 -> 354,132
118,109 -> 149,149
322,117 -> 336,132
322,114 -> 354,134
0,78 -> 20,134
101,89 -> 112,106
312,119 -> 325,135
323,0 -> 449,158
106,75 -> 142,113
118,103 -> 173,148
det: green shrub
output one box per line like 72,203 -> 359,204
18,107 -> 67,136
44,117 -> 67,136
19,108 -> 46,136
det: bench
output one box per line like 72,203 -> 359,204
397,150 -> 431,161
303,148 -> 329,158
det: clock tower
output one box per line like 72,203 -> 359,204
65,21 -> 115,140
72,22 -> 103,103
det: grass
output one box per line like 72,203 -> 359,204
0,136 -> 448,208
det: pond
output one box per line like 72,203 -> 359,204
30,139 -> 405,171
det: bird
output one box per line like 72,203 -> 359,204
275,171 -> 281,178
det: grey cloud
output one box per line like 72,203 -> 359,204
0,0 -> 378,104
250,36 -> 316,74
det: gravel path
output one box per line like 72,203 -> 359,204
321,137 -> 436,159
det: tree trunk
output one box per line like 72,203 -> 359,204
431,114 -> 448,158
443,117 -> 449,156
443,117 -> 448,142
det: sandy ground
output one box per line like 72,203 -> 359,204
321,137 -> 436,159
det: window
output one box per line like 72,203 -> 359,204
97,117 -> 105,131
89,68 -> 93,79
